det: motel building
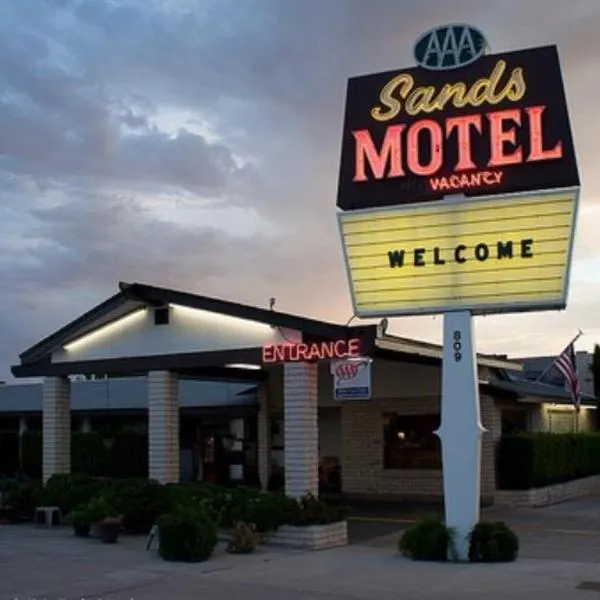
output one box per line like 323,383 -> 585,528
2,281 -> 595,503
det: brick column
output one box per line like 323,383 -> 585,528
42,377 -> 71,483
284,362 -> 319,499
148,371 -> 180,483
257,382 -> 271,490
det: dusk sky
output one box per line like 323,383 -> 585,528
1,0 -> 599,382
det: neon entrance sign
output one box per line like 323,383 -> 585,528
262,338 -> 361,363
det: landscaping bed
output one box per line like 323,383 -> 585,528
0,474 -> 349,558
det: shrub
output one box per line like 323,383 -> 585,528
71,506 -> 93,537
398,518 -> 454,561
227,521 -> 259,554
158,505 -> 218,562
498,433 -> 600,490
40,474 -> 105,515
468,521 -> 519,562
234,491 -> 298,532
289,493 -> 347,527
0,476 -> 18,494
3,482 -> 42,519
83,496 -> 119,523
103,478 -> 169,534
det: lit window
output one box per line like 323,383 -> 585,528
383,413 -> 441,470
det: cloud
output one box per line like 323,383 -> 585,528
1,0 -> 600,380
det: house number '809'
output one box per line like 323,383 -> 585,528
453,330 -> 462,362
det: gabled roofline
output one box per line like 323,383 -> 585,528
17,281 -> 377,367
19,291 -> 134,364
119,281 -> 359,340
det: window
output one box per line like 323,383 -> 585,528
383,413 -> 441,470
501,409 -> 528,434
154,307 -> 170,325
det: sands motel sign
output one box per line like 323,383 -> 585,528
335,23 -> 580,560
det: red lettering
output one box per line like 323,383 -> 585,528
262,337 -> 365,363
262,345 -> 275,363
297,344 -> 309,361
321,341 -> 335,359
525,105 -> 563,162
333,340 -> 346,357
446,115 -> 482,171
487,109 -> 522,167
307,344 -> 320,360
274,345 -> 287,362
352,125 -> 405,182
406,119 -> 443,176
347,338 -> 361,357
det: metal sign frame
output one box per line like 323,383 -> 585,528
337,186 -> 580,318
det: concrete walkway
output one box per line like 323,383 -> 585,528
2,497 -> 600,600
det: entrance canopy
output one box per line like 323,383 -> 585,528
12,281 -> 521,380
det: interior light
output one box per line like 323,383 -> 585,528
550,403 -> 595,410
169,304 -> 274,333
226,363 -> 262,371
397,431 -> 406,440
63,309 -> 147,352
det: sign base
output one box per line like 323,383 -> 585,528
436,310 -> 486,561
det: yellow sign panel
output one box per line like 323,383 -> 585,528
338,188 -> 579,317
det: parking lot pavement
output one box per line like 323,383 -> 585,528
347,495 -> 600,560
2,497 -> 600,600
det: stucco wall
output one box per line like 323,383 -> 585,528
52,306 -> 300,362
529,403 -> 595,433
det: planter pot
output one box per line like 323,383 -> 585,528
264,521 -> 348,550
73,523 -> 91,537
98,522 -> 121,544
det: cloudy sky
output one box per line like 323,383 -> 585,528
1,0 -> 599,382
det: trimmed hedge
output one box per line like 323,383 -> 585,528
498,432 -> 600,490
12,474 -> 344,538
158,505 -> 218,562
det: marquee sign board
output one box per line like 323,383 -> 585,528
338,187 -> 579,317
336,45 -> 579,211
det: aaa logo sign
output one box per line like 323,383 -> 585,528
338,188 -> 578,317
331,358 -> 372,401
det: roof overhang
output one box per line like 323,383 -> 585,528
480,378 -> 597,406
12,280 -> 526,380
375,335 -> 523,371
12,348 -> 269,380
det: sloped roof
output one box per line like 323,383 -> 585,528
12,281 -> 522,378
482,371 -> 596,405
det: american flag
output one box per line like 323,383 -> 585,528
553,343 -> 581,411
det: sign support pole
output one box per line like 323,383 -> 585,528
436,309 -> 485,561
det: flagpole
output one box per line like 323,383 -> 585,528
534,330 -> 584,383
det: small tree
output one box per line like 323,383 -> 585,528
592,345 -> 600,429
